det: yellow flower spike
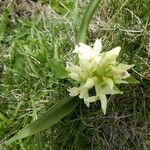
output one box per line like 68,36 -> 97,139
66,39 -> 134,114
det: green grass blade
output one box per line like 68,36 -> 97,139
0,9 -> 9,40
76,0 -> 101,44
1,97 -> 79,147
0,113 -> 11,124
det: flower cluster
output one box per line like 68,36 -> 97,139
66,39 -> 134,114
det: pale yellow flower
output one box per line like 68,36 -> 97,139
66,39 -> 133,114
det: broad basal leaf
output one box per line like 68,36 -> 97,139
0,97 -> 79,147
49,59 -> 69,79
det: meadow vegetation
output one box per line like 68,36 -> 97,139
0,0 -> 150,149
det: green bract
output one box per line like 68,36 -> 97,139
66,39 -> 134,114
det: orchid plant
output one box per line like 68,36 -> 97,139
0,0 -> 138,148
66,39 -> 134,114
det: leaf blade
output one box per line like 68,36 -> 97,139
124,76 -> 140,84
49,59 -> 69,79
1,97 -> 79,147
76,0 -> 101,43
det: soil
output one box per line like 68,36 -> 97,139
0,0 -> 52,20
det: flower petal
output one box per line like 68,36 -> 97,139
79,88 -> 89,99
99,94 -> 107,115
87,96 -> 99,102
120,71 -> 130,79
93,38 -> 102,53
68,87 -> 80,96
84,99 -> 90,107
117,64 -> 134,71
95,84 -> 101,96
83,77 -> 98,88
69,72 -> 80,81
103,77 -> 114,89
95,84 -> 108,114
105,46 -> 121,61
73,43 -> 93,59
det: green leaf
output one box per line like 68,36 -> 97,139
76,0 -> 101,43
124,76 -> 140,84
113,85 -> 123,94
49,59 -> 69,79
1,97 -> 79,147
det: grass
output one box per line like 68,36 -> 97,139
0,0 -> 150,149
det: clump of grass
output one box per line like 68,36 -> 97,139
0,0 -> 150,149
